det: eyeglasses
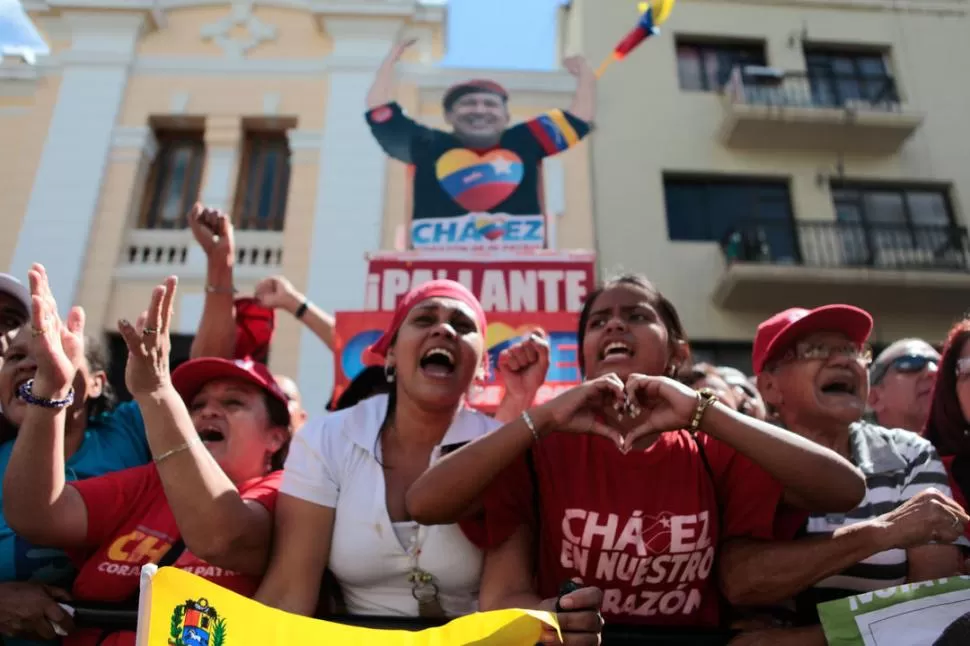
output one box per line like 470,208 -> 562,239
956,357 -> 970,378
871,354 -> 939,385
776,342 -> 872,367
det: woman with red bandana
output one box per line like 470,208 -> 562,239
255,280 -> 599,635
407,274 -> 866,638
923,319 -> 970,545
4,273 -> 291,646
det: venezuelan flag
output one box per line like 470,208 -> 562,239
526,109 -> 580,156
135,566 -> 559,646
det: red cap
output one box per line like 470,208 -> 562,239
366,279 -> 488,370
234,298 -> 275,362
443,79 -> 509,111
171,357 -> 290,424
752,305 -> 873,375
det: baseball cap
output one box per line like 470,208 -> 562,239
171,356 -> 290,425
0,273 -> 31,315
752,305 -> 873,375
443,79 -> 508,111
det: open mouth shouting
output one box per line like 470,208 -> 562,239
419,346 -> 457,379
599,340 -> 635,364
818,372 -> 860,399
197,425 -> 226,444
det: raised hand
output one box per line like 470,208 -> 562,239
26,264 -> 85,399
118,276 -> 178,398
532,373 -> 625,447
387,38 -> 417,63
254,275 -> 302,312
498,331 -> 550,406
623,374 -> 701,450
563,55 -> 594,78
188,203 -> 234,264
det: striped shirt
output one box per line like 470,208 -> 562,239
799,421 -> 952,610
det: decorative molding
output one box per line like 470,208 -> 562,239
200,0 -> 278,59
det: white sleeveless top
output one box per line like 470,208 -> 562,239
281,395 -> 500,617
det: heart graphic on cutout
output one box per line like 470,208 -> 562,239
435,148 -> 524,212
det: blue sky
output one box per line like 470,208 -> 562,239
2,0 -> 562,70
430,0 -> 566,70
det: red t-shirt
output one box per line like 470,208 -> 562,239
460,431 -> 792,627
66,464 -> 282,646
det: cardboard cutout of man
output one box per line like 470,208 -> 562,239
364,39 -> 596,250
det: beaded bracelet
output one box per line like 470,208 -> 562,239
17,379 -> 75,410
688,388 -> 719,433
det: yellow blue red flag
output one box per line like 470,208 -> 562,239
135,566 -> 560,646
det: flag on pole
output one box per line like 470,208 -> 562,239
135,566 -> 560,646
595,0 -> 677,77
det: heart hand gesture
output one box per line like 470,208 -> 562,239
623,374 -> 703,450
26,264 -> 85,399
532,373 -> 626,447
118,277 -> 177,398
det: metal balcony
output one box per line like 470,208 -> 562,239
719,68 -> 923,154
713,220 -> 970,314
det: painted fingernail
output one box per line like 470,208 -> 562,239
120,319 -> 130,327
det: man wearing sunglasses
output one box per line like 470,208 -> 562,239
869,339 -> 940,434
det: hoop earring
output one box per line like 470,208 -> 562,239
384,364 -> 396,383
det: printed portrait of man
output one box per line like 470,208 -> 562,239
364,40 -> 597,251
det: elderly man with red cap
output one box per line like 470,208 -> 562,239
718,305 -> 968,645
364,39 -> 596,249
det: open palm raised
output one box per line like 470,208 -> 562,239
26,264 -> 86,398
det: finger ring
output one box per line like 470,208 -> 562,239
142,327 -> 158,336
31,326 -> 46,337
953,516 -> 961,529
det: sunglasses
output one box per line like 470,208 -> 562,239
871,354 -> 939,384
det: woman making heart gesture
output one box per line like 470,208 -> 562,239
4,275 -> 290,646
407,273 -> 865,636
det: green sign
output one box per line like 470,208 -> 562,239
819,577 -> 970,645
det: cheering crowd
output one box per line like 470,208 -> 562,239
0,201 -> 968,646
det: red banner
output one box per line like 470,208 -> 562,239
333,311 -> 582,413
363,251 -> 596,315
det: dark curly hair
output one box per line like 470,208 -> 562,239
84,334 -> 117,422
576,273 -> 690,378
265,392 -> 292,471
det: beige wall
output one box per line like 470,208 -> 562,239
3,2 -> 593,395
575,0 -> 970,349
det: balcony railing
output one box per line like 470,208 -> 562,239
721,220 -> 970,272
116,228 -> 283,279
723,68 -> 901,112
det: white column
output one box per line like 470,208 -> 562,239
542,157 -> 566,250
185,117 -> 242,271
9,11 -> 145,308
297,17 -> 402,415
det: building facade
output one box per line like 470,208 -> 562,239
1,0 -> 594,414
565,0 -> 970,370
